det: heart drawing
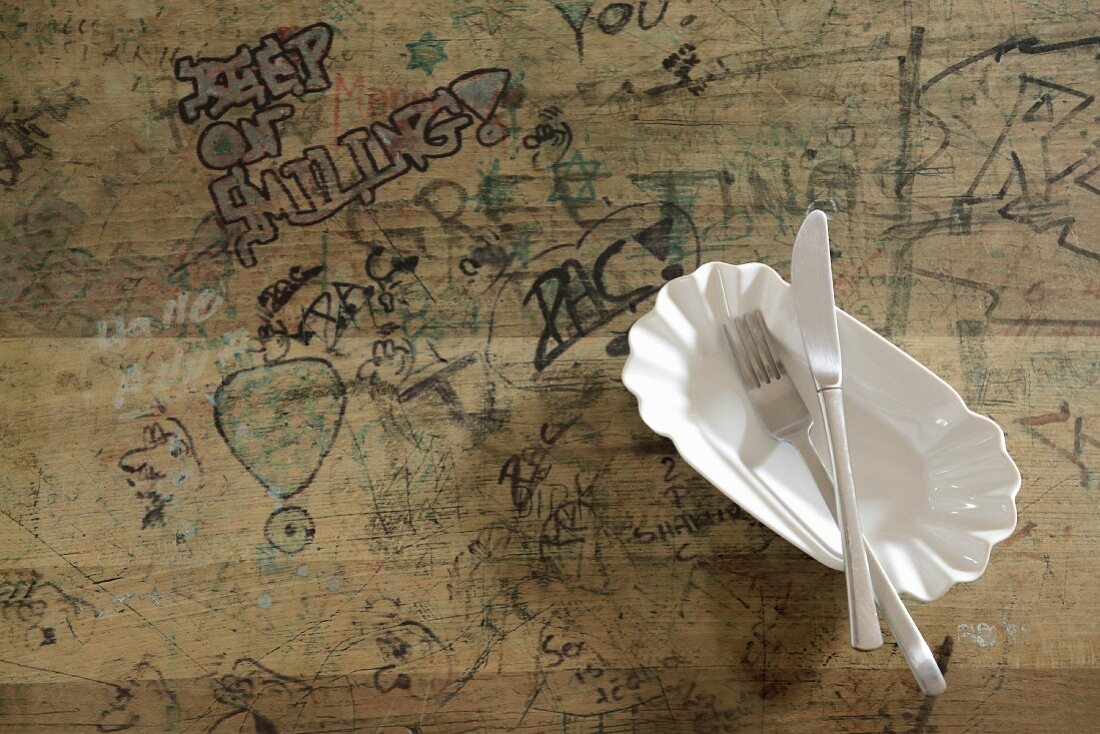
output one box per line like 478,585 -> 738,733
213,358 -> 347,498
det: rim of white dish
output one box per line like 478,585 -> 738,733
621,261 -> 1022,601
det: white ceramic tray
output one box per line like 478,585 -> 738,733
622,262 -> 1020,601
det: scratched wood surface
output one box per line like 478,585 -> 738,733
2,1 -> 1099,731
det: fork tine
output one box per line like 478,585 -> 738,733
742,312 -> 779,383
722,321 -> 761,388
749,310 -> 785,379
734,315 -> 770,385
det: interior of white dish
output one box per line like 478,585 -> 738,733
623,262 -> 1021,601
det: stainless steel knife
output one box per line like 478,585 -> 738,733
791,210 -> 883,651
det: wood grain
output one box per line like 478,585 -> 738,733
1,1 -> 1098,731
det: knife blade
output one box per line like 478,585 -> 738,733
791,209 -> 883,651
791,210 -> 843,389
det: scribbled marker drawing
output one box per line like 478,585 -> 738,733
213,357 -> 347,499
118,416 -> 204,529
264,506 -> 317,554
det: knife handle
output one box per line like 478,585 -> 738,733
819,387 -> 883,651
790,432 -> 944,693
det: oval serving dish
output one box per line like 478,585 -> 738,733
622,262 -> 1020,601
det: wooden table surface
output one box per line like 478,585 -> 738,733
2,1 -> 1098,731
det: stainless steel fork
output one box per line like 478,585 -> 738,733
723,309 -> 946,696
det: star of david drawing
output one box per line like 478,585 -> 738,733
549,150 -> 603,205
405,32 -> 448,75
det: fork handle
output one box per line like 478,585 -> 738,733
791,432 -> 946,694
819,387 -> 883,651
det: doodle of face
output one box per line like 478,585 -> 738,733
206,658 -> 312,733
311,598 -> 457,714
0,574 -> 94,650
118,418 -> 203,528
95,658 -> 179,732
